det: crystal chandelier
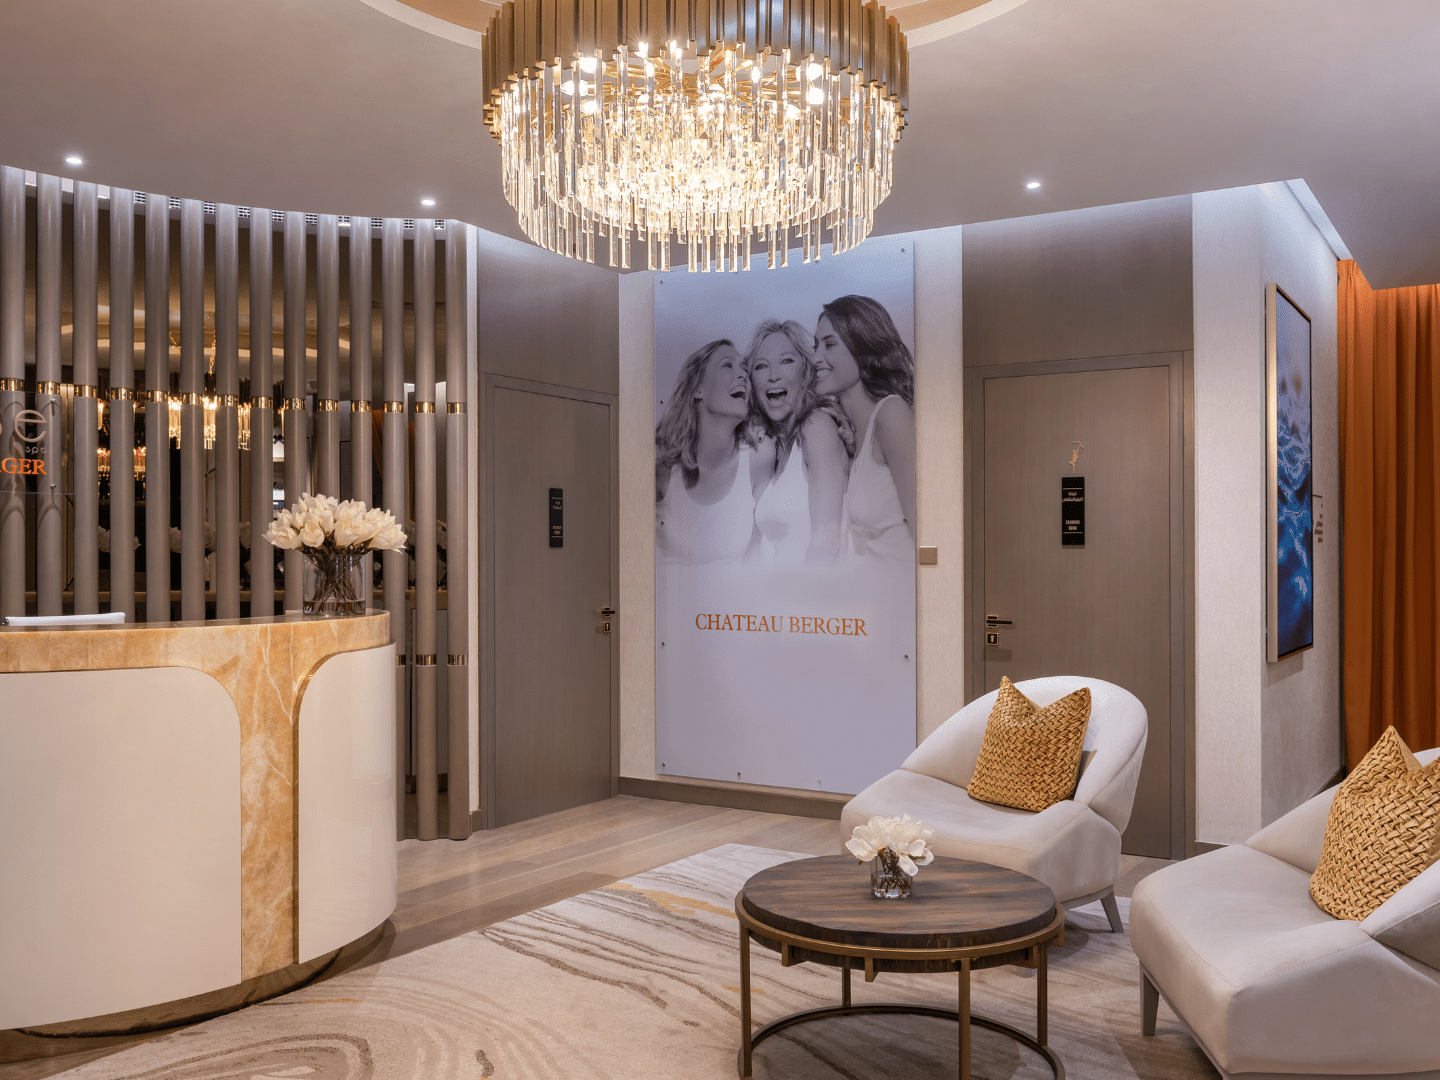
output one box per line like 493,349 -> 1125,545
482,0 -> 908,272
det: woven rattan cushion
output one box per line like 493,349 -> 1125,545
966,677 -> 1091,812
1311,727 -> 1440,921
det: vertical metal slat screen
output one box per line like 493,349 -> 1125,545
35,175 -> 62,616
144,192 -> 170,624
215,204 -> 241,620
0,172 -> 473,842
0,167 -> 25,619
71,182 -> 100,615
381,216 -> 409,839
412,221 -> 438,841
107,188 -> 137,623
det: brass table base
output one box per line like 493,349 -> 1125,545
736,888 -> 1066,1080
736,1000 -> 1064,1080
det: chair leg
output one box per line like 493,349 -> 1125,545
1101,888 -> 1124,933
1141,971 -> 1159,1037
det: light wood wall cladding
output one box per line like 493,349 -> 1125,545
0,169 -> 475,843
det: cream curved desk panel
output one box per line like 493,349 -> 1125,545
0,668 -> 242,1030
298,643 -> 398,963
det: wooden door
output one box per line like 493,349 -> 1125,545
973,359 -> 1183,858
486,380 -> 615,827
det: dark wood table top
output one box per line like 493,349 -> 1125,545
738,855 -> 1058,952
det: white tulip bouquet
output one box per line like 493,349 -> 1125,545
264,494 -> 405,615
264,493 -> 407,554
846,813 -> 936,899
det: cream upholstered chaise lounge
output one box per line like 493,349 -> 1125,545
841,676 -> 1149,931
1130,747 -> 1440,1080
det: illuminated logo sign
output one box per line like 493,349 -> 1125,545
0,401 -> 53,482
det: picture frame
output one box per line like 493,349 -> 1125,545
1266,282 -> 1314,662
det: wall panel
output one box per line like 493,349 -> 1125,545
962,196 -> 1193,367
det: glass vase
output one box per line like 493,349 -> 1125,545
871,849 -> 913,899
302,550 -> 365,617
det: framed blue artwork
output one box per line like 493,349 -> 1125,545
1266,282 -> 1313,661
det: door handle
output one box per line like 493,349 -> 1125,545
599,607 -> 616,617
984,614 -> 1011,629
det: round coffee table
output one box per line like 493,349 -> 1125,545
734,854 -> 1065,1080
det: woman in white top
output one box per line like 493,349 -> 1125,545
655,340 -> 767,566
813,295 -> 917,563
744,319 -> 850,567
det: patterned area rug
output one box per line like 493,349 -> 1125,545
54,845 -> 1216,1079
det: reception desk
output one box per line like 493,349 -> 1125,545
0,613 -> 396,1031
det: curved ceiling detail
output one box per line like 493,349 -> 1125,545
2,1 -> 1439,287
355,0 -> 486,47
374,0 -> 1030,49
893,0 -> 1032,47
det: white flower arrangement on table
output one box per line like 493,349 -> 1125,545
264,495 -> 406,615
846,814 -> 936,898
264,493 -> 406,553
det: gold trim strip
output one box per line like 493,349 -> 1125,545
144,390 -> 169,404
414,402 -> 436,414
446,402 -> 467,413
0,378 -> 23,392
74,384 -> 98,398
317,399 -> 340,412
180,392 -> 203,406
397,654 -> 408,666
447,654 -> 468,666
251,396 -> 274,410
284,397 -> 307,412
110,387 -> 134,401
382,401 -> 405,413
37,381 -> 61,396
414,654 -> 438,666
351,400 -> 371,413
220,395 -> 239,408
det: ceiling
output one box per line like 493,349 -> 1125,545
0,0 -> 1436,287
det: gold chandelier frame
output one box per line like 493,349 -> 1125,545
483,0 -> 909,272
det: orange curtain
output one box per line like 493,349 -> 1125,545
1339,259 -> 1440,765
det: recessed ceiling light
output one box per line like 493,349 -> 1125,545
421,198 -> 436,207
65,155 -> 83,166
1025,180 -> 1041,190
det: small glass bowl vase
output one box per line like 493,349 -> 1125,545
302,550 -> 366,617
871,849 -> 914,900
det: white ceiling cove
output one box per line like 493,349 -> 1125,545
0,0 -> 1436,286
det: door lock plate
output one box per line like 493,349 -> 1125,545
986,632 -> 999,647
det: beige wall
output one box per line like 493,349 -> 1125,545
1192,182 -> 1342,844
617,272 -> 656,778
912,226 -> 968,740
962,197 -> 1194,368
617,230 -> 967,784
476,229 -> 619,393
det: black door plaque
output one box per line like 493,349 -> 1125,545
549,487 -> 563,547
1061,476 -> 1085,546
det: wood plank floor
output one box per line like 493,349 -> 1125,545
0,795 -> 1169,1079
